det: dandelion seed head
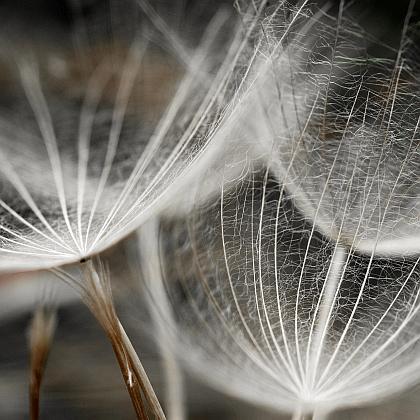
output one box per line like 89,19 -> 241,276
142,2 -> 420,417
0,0 -> 254,273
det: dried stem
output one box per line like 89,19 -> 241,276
118,320 -> 167,419
28,306 -> 57,420
80,259 -> 165,420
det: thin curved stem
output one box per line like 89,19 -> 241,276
55,260 -> 165,420
83,260 -> 165,420
28,306 -> 56,420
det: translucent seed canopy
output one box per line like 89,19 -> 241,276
147,4 -> 420,415
0,4 -> 256,273
252,7 -> 420,257
156,165 -> 420,415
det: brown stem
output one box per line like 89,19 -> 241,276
28,307 -> 56,420
118,321 -> 166,419
29,373 -> 41,420
109,337 -> 148,419
81,259 -> 165,420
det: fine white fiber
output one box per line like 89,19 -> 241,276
2,1 -> 420,419
0,0 -> 263,273
139,1 -> 420,419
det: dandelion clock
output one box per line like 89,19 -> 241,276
139,3 -> 420,420
254,1 -> 420,258
0,1 -> 270,418
146,158 -> 420,419
0,0 -> 257,273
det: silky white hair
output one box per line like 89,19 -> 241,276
139,1 -> 420,419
